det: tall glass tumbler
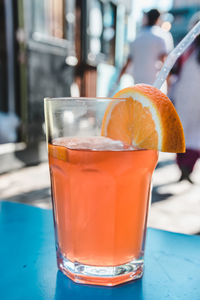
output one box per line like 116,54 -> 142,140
44,97 -> 158,286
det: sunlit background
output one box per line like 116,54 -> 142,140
0,0 -> 200,235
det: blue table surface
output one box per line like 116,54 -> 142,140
0,201 -> 200,300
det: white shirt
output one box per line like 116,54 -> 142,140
152,26 -> 174,54
173,50 -> 200,149
129,26 -> 173,85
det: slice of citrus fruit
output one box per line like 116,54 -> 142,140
101,84 -> 185,153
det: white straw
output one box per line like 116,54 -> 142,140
154,20 -> 200,90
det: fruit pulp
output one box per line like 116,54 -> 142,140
48,137 -> 158,268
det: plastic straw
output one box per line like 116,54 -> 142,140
154,21 -> 200,90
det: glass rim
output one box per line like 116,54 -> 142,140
44,97 -> 126,102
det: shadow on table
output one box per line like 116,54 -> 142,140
151,158 -> 178,204
1,187 -> 51,207
55,271 -> 144,300
156,159 -> 175,169
151,183 -> 174,204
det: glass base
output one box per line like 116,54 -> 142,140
57,250 -> 144,286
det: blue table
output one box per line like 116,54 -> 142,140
0,201 -> 200,300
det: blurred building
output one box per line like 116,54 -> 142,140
170,0 -> 200,45
0,0 -> 133,173
173,0 -> 200,7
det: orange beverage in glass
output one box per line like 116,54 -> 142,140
44,97 -> 158,286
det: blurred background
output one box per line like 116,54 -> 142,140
0,0 -> 200,235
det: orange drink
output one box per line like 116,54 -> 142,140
48,137 -> 158,285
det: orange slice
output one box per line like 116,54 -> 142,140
101,84 -> 185,153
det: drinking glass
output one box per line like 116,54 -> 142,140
44,97 -> 158,286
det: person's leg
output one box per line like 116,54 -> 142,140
176,149 -> 200,183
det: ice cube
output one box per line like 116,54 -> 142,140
52,136 -> 137,151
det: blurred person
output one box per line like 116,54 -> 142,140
118,9 -> 174,85
171,12 -> 200,183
